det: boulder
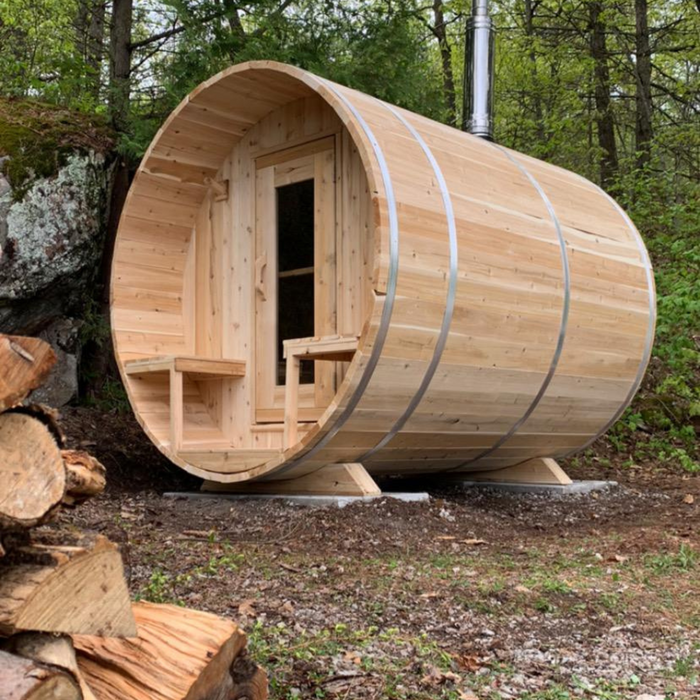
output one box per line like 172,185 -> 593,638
0,151 -> 114,335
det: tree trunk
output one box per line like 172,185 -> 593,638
0,649 -> 82,700
0,335 -> 56,412
432,0 -> 457,127
634,0 -> 653,169
0,413 -> 65,530
76,0 -> 105,99
109,0 -> 132,131
524,0 -> 547,150
73,602 -> 268,700
0,531 -> 136,638
589,1 -> 619,190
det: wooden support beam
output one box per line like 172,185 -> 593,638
204,463 -> 381,497
466,457 -> 572,486
283,354 -> 300,448
169,368 -> 183,454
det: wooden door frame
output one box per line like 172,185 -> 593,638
254,137 -> 337,423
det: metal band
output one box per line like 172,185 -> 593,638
276,79 -> 400,474
558,183 -> 656,458
443,144 -> 571,472
358,104 -> 458,462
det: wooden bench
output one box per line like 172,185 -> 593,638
124,355 -> 245,451
282,335 -> 359,447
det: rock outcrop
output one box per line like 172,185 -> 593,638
0,99 -> 115,405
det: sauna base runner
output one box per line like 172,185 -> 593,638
199,458 -> 572,496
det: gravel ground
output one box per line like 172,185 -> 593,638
59,406 -> 699,699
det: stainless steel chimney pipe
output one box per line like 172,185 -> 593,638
463,0 -> 495,140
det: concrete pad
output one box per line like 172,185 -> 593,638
457,480 -> 617,495
163,491 -> 430,508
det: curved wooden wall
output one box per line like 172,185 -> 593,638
111,61 -> 655,483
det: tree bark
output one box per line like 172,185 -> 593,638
2,633 -> 97,700
61,450 -> 107,506
0,649 -> 82,700
109,0 -> 132,131
635,0 -> 654,169
432,0 -> 457,127
589,1 -> 619,190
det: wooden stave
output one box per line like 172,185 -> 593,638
109,61 -> 655,483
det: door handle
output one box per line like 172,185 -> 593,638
255,252 -> 267,300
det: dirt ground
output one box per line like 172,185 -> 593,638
61,406 -> 700,700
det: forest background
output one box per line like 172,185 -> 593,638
0,0 -> 698,473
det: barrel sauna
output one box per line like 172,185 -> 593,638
111,61 -> 655,492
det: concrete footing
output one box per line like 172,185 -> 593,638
163,491 -> 430,508
457,479 -> 617,495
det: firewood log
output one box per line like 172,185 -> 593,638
73,602 -> 268,700
2,633 -> 96,700
0,413 -> 65,530
0,531 -> 136,638
0,648 -> 81,700
60,451 -> 106,506
0,336 -> 56,413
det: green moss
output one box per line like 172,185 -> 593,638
0,98 -> 114,199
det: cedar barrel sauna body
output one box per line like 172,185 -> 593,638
111,61 -> 655,489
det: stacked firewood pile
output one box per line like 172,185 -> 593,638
0,334 -> 267,700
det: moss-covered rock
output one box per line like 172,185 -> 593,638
0,99 -> 117,404
0,98 -> 114,199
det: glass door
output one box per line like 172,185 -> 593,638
254,138 -> 336,421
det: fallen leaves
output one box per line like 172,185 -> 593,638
237,598 -> 256,619
454,654 -> 481,672
420,664 -> 461,687
683,494 -> 695,505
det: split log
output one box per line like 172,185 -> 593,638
61,451 -> 106,506
0,648 -> 81,700
0,336 -> 56,413
73,601 -> 268,700
0,413 -> 65,530
0,531 -> 136,637
2,633 -> 96,700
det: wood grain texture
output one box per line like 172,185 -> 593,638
73,602 -> 268,700
0,413 -> 65,529
0,532 -> 136,637
110,61 -> 654,485
0,336 -> 56,412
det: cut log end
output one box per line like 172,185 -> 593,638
0,531 -> 136,638
0,413 -> 65,530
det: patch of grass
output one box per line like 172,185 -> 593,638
671,652 -> 699,682
645,544 -> 698,575
136,568 -> 178,604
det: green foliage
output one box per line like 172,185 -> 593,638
0,0 -> 698,473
